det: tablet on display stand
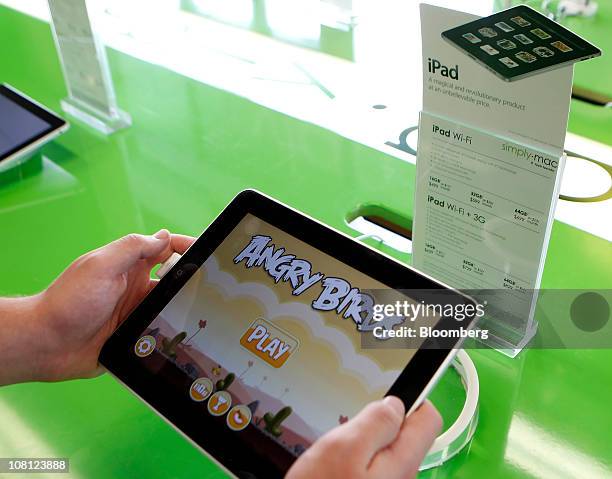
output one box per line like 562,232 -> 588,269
0,84 -> 68,173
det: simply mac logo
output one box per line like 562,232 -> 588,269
428,57 -> 459,80
501,143 -> 558,169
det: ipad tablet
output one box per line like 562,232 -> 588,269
441,5 -> 601,82
100,190 -> 477,478
0,84 -> 68,172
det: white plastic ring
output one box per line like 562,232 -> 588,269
420,349 -> 479,470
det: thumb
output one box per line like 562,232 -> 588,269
99,230 -> 170,275
343,396 -> 405,467
369,400 -> 442,478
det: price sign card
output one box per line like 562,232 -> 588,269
413,5 -> 575,352
413,111 -> 564,341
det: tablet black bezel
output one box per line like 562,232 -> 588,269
441,5 -> 601,82
0,84 -> 67,162
100,189 -> 476,478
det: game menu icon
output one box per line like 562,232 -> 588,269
208,391 -> 232,416
189,378 -> 214,402
134,335 -> 156,358
227,405 -> 252,431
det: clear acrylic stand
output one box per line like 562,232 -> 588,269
412,111 -> 566,357
48,0 -> 131,135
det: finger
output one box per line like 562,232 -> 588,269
369,400 -> 442,478
170,234 -> 197,254
96,230 -> 170,276
341,396 -> 405,466
147,233 -> 196,266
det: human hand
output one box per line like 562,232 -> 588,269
286,397 -> 442,479
27,230 -> 195,382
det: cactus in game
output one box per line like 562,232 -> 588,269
161,332 -> 187,359
263,406 -> 293,437
215,373 -> 235,391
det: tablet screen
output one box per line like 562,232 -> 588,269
0,94 -> 51,157
0,85 -> 66,162
133,214 -> 435,454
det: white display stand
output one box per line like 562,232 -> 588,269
48,0 -> 131,134
420,350 -> 479,470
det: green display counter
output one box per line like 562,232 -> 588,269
1,5 -> 610,479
